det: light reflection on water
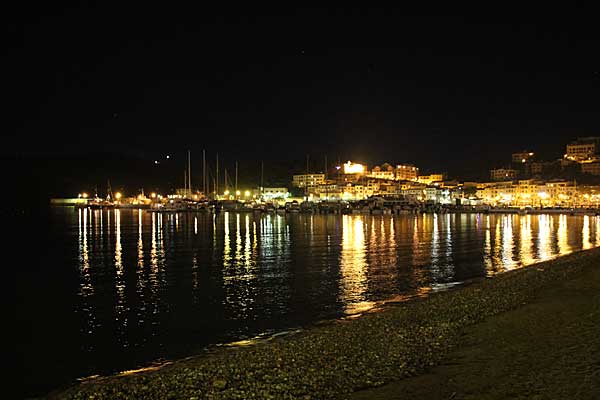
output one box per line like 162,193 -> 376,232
36,210 -> 600,393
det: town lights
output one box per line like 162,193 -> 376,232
151,193 -> 157,198
244,190 -> 250,197
115,192 -> 122,200
236,190 -> 241,196
224,190 -> 230,196
343,161 -> 365,174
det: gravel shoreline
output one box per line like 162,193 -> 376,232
50,248 -> 600,399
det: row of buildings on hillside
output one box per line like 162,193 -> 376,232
290,155 -> 600,208
292,161 -> 446,202
490,137 -> 600,181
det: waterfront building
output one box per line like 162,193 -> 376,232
395,164 -> 419,181
310,182 -> 340,200
261,187 -> 289,200
490,168 -> 518,181
292,173 -> 325,188
476,179 -> 578,207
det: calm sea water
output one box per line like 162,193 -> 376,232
14,208 -> 600,396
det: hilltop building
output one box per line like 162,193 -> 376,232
565,137 -> 600,162
490,168 -> 518,181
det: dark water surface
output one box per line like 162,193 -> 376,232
13,208 -> 600,397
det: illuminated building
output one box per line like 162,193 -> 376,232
490,168 -> 518,181
261,187 -> 290,199
511,151 -> 535,164
417,174 -> 444,185
477,179 -> 578,207
292,173 -> 325,188
368,163 -> 395,180
343,161 -> 366,175
395,164 -> 418,181
565,137 -> 600,161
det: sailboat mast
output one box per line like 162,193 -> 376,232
235,161 -> 238,198
305,155 -> 309,197
216,153 -> 219,197
188,149 -> 191,197
202,149 -> 206,196
260,161 -> 264,192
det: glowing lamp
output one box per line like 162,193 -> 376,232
244,190 -> 250,197
115,192 -> 122,200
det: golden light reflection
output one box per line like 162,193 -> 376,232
78,208 -> 90,271
537,215 -> 551,260
340,215 -> 373,314
77,208 -> 96,340
252,220 -> 258,257
557,215 -> 570,255
519,215 -> 534,265
77,209 -> 93,298
582,215 -> 592,249
136,210 -> 146,300
494,216 -> 502,264
115,209 -> 122,271
483,215 -> 492,272
388,216 -> 396,260
501,215 -> 515,269
596,216 -> 600,245
431,214 -> 439,262
235,213 -> 242,263
137,210 -> 144,268
224,212 -> 231,267
244,215 -> 251,267
114,209 -> 127,339
445,213 -> 453,261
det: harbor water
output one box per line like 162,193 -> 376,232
14,208 -> 600,396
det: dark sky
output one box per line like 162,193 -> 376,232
8,6 -> 600,179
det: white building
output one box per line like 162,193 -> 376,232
292,174 -> 325,188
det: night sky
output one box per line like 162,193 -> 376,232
7,6 -> 600,193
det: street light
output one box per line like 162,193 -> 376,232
244,190 -> 251,197
115,192 -> 122,200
